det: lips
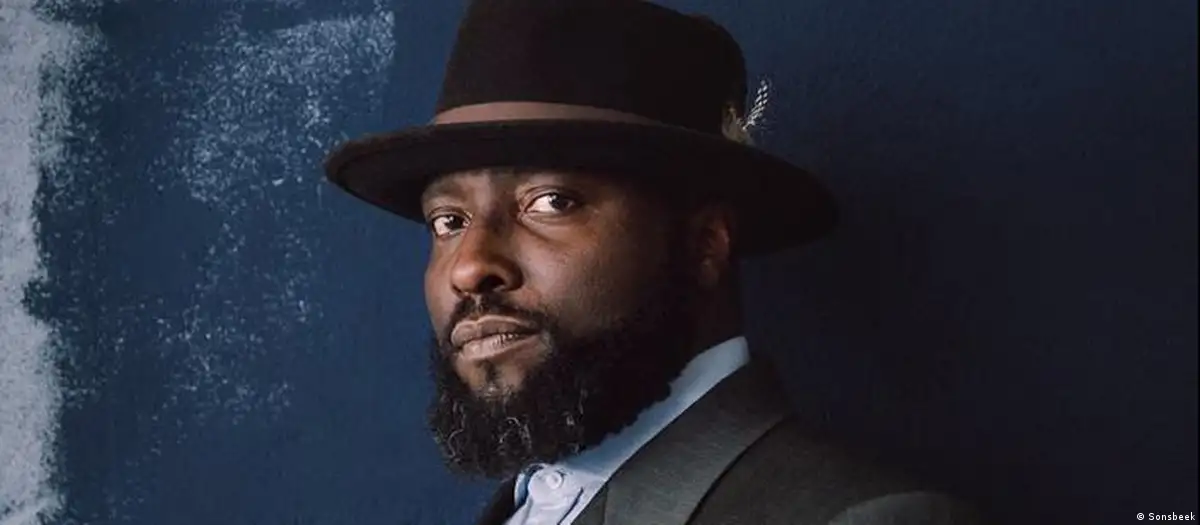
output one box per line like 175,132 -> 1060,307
450,316 -> 539,349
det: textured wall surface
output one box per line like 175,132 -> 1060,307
0,0 -> 1195,524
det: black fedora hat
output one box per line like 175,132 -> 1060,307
324,0 -> 837,255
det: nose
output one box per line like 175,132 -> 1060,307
448,218 -> 522,296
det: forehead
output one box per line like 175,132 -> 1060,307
421,167 -> 533,198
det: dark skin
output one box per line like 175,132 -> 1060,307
420,167 -> 743,399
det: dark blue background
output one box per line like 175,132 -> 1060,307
30,0 -> 1196,524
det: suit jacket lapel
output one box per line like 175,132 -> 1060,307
583,361 -> 791,525
474,476 -> 517,525
570,484 -> 608,525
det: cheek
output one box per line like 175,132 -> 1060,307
527,225 -> 667,331
424,259 -> 454,335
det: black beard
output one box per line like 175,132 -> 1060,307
425,249 -> 701,480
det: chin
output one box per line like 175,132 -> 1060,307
460,352 -> 543,393
458,365 -> 530,404
474,382 -> 518,403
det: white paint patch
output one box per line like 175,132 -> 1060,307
0,2 -> 96,524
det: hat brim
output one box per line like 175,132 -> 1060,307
324,119 -> 837,256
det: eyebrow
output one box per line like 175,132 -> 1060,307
421,176 -> 463,203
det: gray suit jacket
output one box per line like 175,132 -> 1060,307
475,362 -> 986,525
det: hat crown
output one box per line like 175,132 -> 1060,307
436,0 -> 748,135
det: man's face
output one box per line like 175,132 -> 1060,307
420,168 -> 706,479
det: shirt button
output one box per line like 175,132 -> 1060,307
542,470 -> 564,489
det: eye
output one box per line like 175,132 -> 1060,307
525,192 -> 580,215
428,213 -> 468,237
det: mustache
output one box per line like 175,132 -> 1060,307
438,294 -> 551,347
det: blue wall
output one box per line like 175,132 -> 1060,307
25,0 -> 1196,524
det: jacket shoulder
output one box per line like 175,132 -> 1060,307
688,417 -> 943,525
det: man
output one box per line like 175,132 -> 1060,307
324,0 -> 985,523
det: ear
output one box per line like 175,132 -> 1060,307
689,204 -> 737,289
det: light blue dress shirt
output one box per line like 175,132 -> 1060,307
503,336 -> 751,525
